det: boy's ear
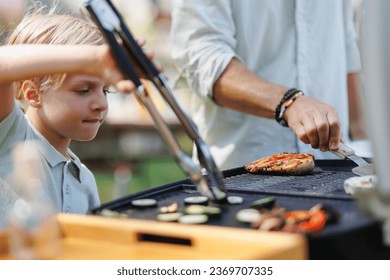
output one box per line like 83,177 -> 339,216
22,80 -> 41,108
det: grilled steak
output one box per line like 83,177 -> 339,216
244,152 -> 315,175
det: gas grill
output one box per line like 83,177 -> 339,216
91,159 -> 390,260
84,0 -> 390,260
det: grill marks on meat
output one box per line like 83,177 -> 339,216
244,152 -> 315,175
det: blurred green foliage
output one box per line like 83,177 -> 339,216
93,157 -> 187,204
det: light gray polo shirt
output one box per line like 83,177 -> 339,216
0,178 -> 19,229
0,103 -> 100,216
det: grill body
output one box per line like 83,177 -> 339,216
92,160 -> 390,259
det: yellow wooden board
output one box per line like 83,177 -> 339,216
0,213 -> 307,260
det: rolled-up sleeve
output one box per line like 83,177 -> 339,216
171,0 -> 239,99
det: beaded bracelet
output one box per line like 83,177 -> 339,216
274,88 -> 301,120
274,88 -> 304,127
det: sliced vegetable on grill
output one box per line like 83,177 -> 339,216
283,209 -> 327,233
159,202 -> 179,213
156,212 -> 183,222
236,208 -> 261,223
205,206 -> 222,217
185,205 -> 222,217
250,196 -> 276,210
178,214 -> 208,224
131,198 -> 158,208
184,196 -> 209,206
309,203 -> 340,224
227,195 -> 244,205
251,207 -> 285,230
185,205 -> 207,215
258,216 -> 285,231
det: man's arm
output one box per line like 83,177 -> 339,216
347,72 -> 367,140
213,58 -> 341,151
213,58 -> 286,118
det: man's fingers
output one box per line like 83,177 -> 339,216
301,117 -> 320,149
313,115 -> 330,151
294,123 -> 310,144
327,112 -> 341,150
285,96 -> 342,152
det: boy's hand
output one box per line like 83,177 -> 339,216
96,38 -> 163,94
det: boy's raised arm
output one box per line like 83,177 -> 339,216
0,44 -> 132,122
0,45 -> 108,84
0,44 -> 100,121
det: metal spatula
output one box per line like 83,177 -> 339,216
330,143 -> 375,176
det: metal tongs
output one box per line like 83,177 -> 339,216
84,0 -> 227,202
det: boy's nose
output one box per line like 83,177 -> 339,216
92,92 -> 108,111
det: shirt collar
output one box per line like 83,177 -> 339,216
27,119 -> 82,182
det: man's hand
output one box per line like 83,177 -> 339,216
284,95 -> 341,151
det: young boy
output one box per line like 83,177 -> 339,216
0,5 -> 135,217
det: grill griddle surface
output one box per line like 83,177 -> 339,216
92,160 -> 390,259
222,160 -> 357,200
92,160 -> 375,238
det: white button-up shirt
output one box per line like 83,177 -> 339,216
171,0 -> 361,170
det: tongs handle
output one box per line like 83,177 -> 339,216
85,2 -> 142,88
102,0 -> 160,78
85,0 -> 227,201
100,0 -> 200,140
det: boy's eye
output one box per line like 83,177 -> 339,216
74,88 -> 90,94
103,86 -> 117,95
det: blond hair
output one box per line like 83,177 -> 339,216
7,2 -> 105,108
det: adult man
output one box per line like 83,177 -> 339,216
170,0 -> 366,170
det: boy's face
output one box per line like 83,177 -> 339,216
37,74 -> 110,142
